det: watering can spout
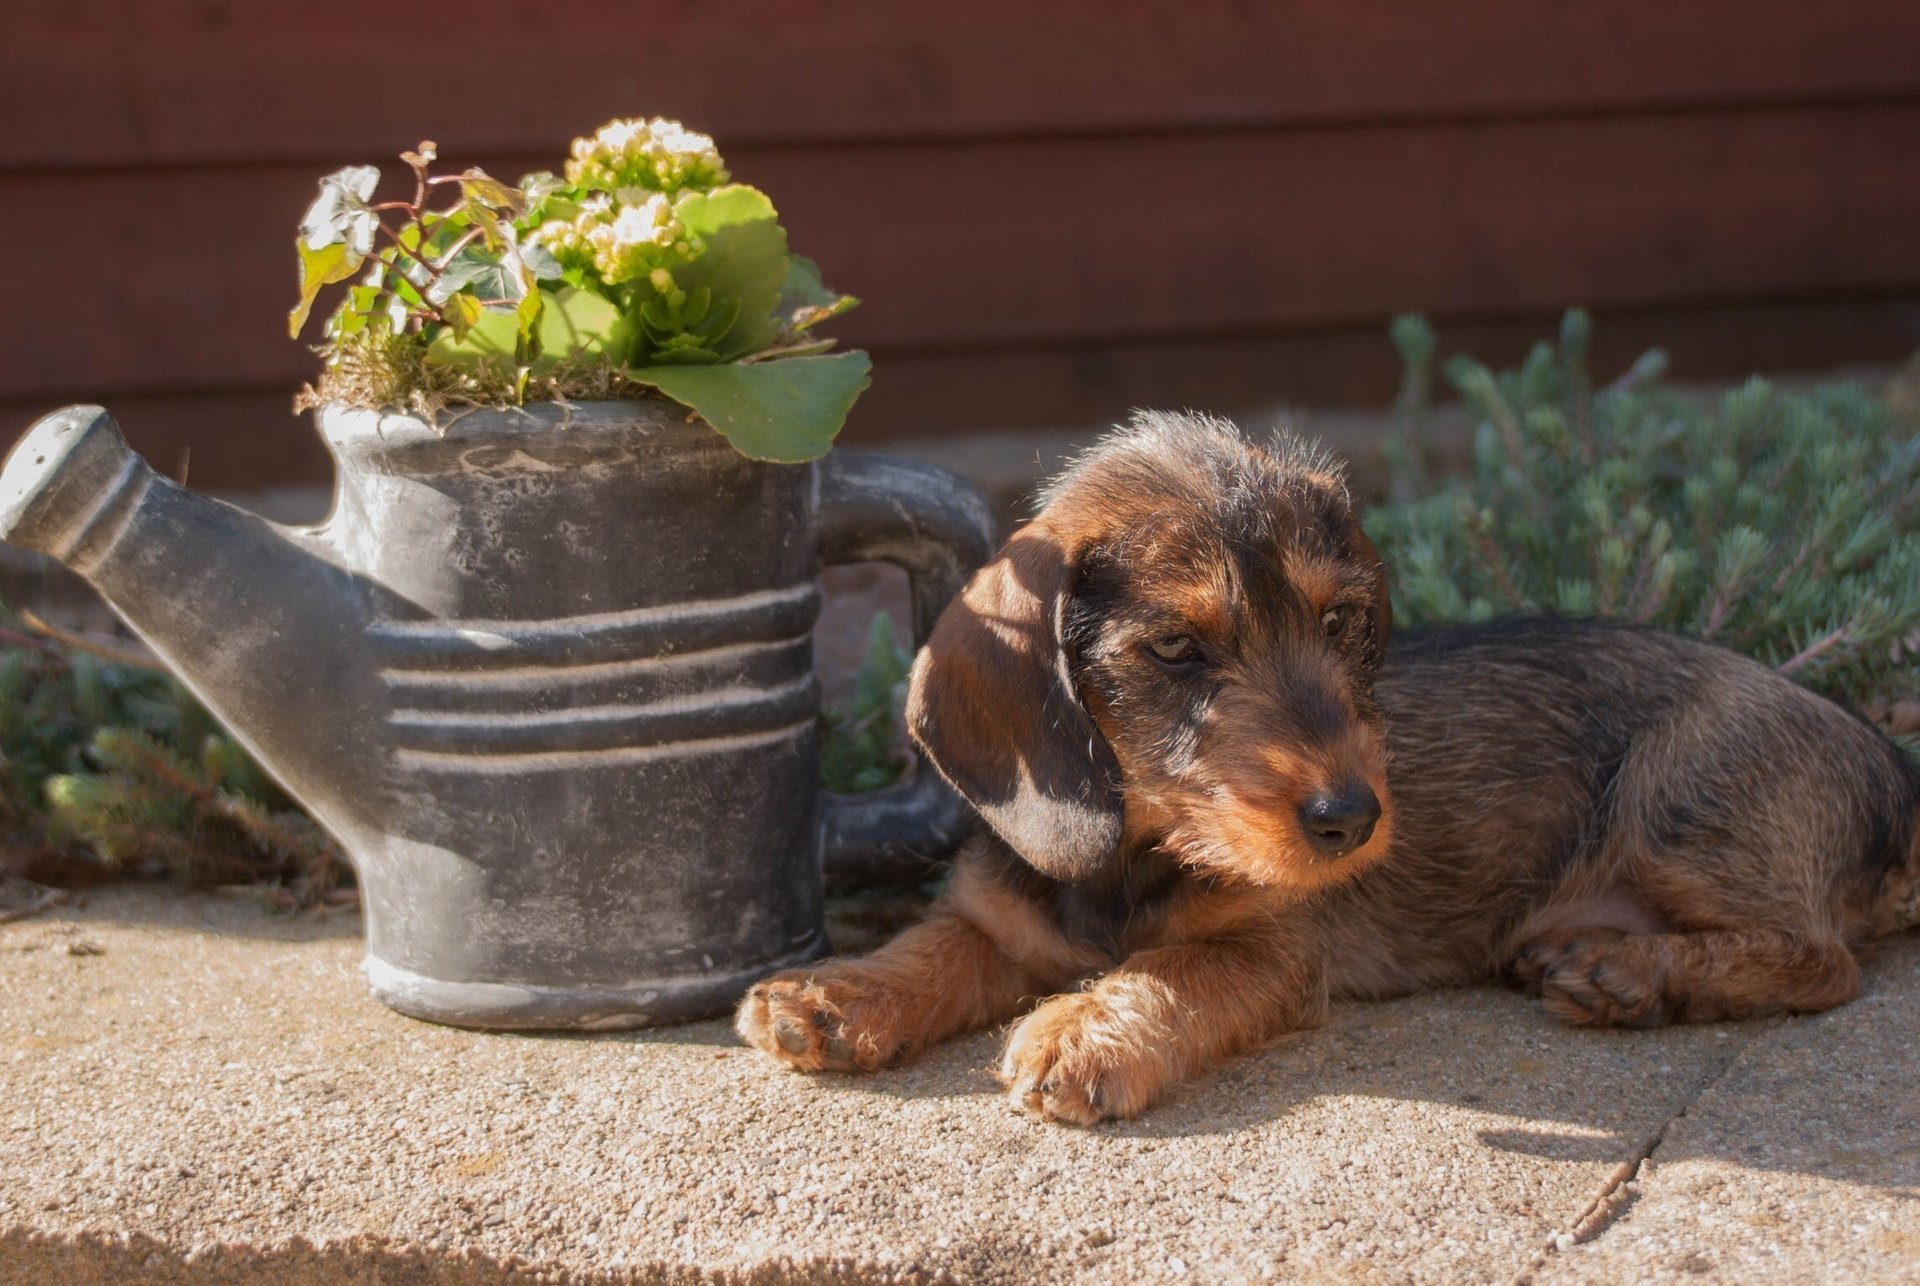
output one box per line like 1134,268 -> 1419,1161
0,405 -> 381,836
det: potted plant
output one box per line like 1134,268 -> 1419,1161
0,119 -> 993,1031
288,118 -> 875,462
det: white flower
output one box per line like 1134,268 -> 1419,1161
595,119 -> 649,153
565,117 -> 728,194
605,195 -> 673,248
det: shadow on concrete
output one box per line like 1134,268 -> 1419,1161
4,884 -> 364,944
21,884 -> 1920,1197
2,1225 -> 1042,1284
733,938 -> 1920,1196
0,1226 -> 902,1285
1,1228 -> 538,1285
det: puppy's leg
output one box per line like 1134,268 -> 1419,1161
737,907 -> 1041,1072
1000,933 -> 1326,1126
737,853 -> 1095,1073
1530,928 -> 1859,1027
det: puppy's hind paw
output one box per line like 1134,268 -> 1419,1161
734,967 -> 909,1072
1508,929 -> 1625,995
1533,942 -> 1672,1029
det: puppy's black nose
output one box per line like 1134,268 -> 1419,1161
1299,784 -> 1381,857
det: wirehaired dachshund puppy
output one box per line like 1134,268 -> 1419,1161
738,411 -> 1920,1125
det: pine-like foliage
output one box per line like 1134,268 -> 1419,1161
817,612 -> 915,794
1371,312 -> 1920,717
0,622 -> 349,908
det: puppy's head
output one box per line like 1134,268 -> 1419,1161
907,411 -> 1393,892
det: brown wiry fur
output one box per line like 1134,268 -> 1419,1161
738,410 -> 1920,1125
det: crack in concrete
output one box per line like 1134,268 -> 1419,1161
1509,1017 -> 1784,1284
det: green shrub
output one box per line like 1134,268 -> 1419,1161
817,613 -> 915,794
0,623 -> 347,908
1371,312 -> 1919,717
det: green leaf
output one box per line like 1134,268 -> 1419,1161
777,253 -> 859,335
327,285 -> 378,339
426,310 -> 520,372
289,238 -> 364,338
778,254 -> 836,311
514,287 -> 543,343
666,185 -> 789,361
533,287 -> 636,368
627,351 -> 871,463
647,336 -> 723,365
431,244 -> 529,306
442,292 -> 484,341
456,167 -> 526,215
520,239 -> 564,282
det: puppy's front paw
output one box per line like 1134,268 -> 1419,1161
735,966 -> 910,1072
998,988 -> 1180,1126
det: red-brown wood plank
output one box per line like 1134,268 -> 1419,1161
5,2 -> 1920,169
851,301 -> 1920,454
8,299 -> 1911,493
1,105 -> 1915,402
0,392 -> 331,494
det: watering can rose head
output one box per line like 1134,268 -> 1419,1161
289,117 -> 869,464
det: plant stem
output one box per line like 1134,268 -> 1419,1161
17,610 -> 163,671
0,624 -> 69,662
432,226 -> 486,271
1777,624 -> 1854,676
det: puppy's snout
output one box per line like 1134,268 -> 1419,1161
1299,783 -> 1381,858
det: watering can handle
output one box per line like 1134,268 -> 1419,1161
813,449 -> 997,883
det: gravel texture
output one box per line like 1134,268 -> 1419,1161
7,888 -> 1917,1282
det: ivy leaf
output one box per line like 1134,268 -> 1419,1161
288,238 -> 364,338
414,210 -> 471,260
515,288 -> 544,344
430,244 -> 530,306
327,284 -> 385,340
298,165 -> 381,255
519,239 -> 564,282
533,287 -> 635,367
456,167 -> 526,215
627,351 -> 871,462
666,185 -> 789,362
442,292 -> 484,341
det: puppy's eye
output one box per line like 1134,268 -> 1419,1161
1147,635 -> 1202,666
1320,605 -> 1351,638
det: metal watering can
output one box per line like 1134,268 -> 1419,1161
0,400 -> 992,1030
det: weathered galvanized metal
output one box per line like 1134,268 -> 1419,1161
0,401 -> 994,1030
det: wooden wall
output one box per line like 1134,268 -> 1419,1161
5,2 -> 1919,488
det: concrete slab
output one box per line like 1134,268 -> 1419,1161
16,888 -> 1907,1282
1543,939 -> 1920,1284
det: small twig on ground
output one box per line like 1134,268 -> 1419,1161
0,882 -> 66,924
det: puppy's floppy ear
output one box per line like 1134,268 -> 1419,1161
906,523 -> 1123,880
1347,517 -> 1392,652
